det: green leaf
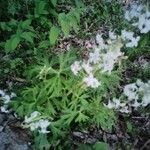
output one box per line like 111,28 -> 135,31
58,13 -> 70,37
35,134 -> 50,150
16,105 -> 24,117
75,0 -> 84,8
49,26 -> 60,45
11,36 -> 20,51
75,112 -> 89,123
73,10 -> 81,23
5,36 -> 20,53
51,0 -> 57,7
68,12 -> 79,33
35,1 -> 48,15
77,144 -> 92,150
5,39 -> 12,53
45,100 -> 56,116
21,19 -> 32,29
93,142 -> 109,150
21,32 -> 35,43
38,40 -> 50,49
61,110 -> 78,125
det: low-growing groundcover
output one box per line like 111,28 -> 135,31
0,0 -> 150,149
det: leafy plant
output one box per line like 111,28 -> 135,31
11,49 -> 118,149
0,0 -> 84,86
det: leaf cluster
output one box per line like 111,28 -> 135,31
11,50 -> 118,149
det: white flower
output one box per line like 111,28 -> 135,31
125,3 -> 143,21
101,52 -> 116,74
0,90 -> 5,97
25,111 -> 40,123
105,80 -> 150,112
96,34 -> 103,44
119,106 -> 130,113
38,119 -> 50,134
142,94 -> 150,107
121,30 -> 140,48
30,122 -> 39,131
96,34 -> 106,49
0,106 -> 9,113
24,112 -> 50,134
131,100 -> 141,108
82,62 -> 93,74
123,83 -> 138,100
109,31 -> 117,40
125,11 -> 131,21
113,98 -> 121,108
71,61 -> 82,75
100,39 -> 123,74
126,36 -> 140,48
136,79 -> 144,87
121,30 -> 134,40
0,90 -> 16,113
10,92 -> 16,98
83,74 -> 101,88
130,4 -> 143,18
104,100 -> 115,109
104,98 -> 127,112
140,81 -> 150,106
89,49 -> 100,64
3,95 -> 10,104
138,12 -> 150,33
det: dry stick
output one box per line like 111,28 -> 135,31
11,77 -> 27,83
140,139 -> 150,150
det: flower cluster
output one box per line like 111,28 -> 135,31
71,34 -> 125,88
104,80 -> 150,113
24,111 -> 51,134
124,80 -> 150,107
0,89 -> 16,113
121,30 -> 140,48
104,98 -> 130,113
125,2 -> 150,33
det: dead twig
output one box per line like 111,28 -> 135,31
140,139 -> 150,150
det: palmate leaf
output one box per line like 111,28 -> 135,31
50,121 -> 65,138
44,76 -> 63,98
91,104 -> 116,131
58,50 -> 76,72
75,111 -> 89,123
60,110 -> 78,126
45,100 -> 56,116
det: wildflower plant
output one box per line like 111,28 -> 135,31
12,35 -> 125,148
1,0 -> 150,149
0,89 -> 16,113
104,80 -> 150,113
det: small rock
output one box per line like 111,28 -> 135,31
0,114 -> 5,124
